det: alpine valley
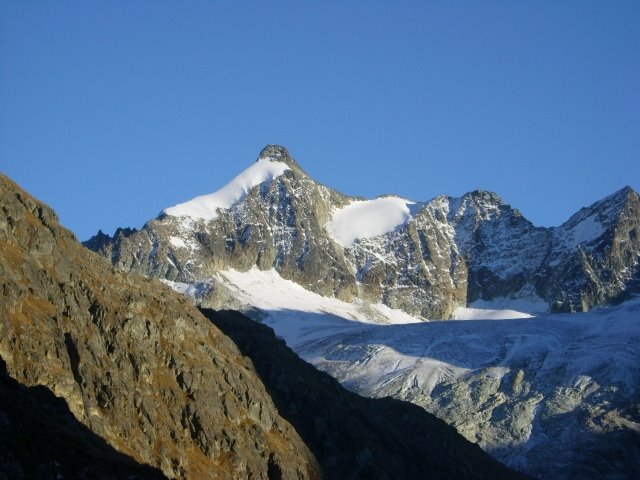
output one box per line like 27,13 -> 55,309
0,173 -> 531,479
84,145 -> 639,479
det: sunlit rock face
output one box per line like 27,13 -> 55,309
87,146 -> 640,318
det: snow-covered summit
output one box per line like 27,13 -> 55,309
162,153 -> 290,220
258,144 -> 289,162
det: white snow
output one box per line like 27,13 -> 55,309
370,302 -> 426,324
326,197 -> 419,247
216,267 -> 539,331
163,158 -> 289,220
468,284 -> 549,314
218,268 -> 423,323
160,279 -> 200,298
169,236 -> 188,249
560,214 -> 605,248
452,307 -> 533,320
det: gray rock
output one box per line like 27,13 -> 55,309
87,146 -> 640,319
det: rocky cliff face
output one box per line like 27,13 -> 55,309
0,356 -> 166,479
86,145 -> 640,319
542,186 -> 640,312
0,174 -> 321,479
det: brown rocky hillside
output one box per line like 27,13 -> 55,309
0,173 -> 320,479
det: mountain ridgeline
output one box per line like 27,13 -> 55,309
87,145 -> 640,319
0,173 -> 532,478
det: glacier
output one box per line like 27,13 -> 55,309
199,267 -> 640,479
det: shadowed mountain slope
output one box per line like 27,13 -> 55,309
0,356 -> 167,479
203,308 -> 532,480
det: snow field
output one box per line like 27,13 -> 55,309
163,157 -> 289,220
326,196 -> 420,247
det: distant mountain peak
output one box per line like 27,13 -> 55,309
256,144 -> 305,171
561,184 -> 638,233
601,184 -> 636,205
465,189 -> 503,202
618,184 -> 635,195
162,147 -> 292,220
258,144 -> 290,161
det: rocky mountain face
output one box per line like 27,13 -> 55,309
0,357 -> 166,479
0,174 -> 321,479
0,173 -> 533,479
86,145 -> 640,319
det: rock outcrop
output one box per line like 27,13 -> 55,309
0,356 -> 167,479
87,146 -> 640,319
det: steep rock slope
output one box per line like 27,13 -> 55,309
87,145 -> 640,318
0,174 -> 320,479
203,309 -> 532,480
0,357 -> 166,479
542,186 -> 640,311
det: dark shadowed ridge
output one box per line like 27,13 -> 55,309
0,356 -> 166,479
202,309 -> 533,480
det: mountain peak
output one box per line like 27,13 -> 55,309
587,185 -> 636,215
162,148 -> 291,220
257,144 -> 304,170
258,144 -> 289,161
465,190 -> 504,205
613,185 -> 636,201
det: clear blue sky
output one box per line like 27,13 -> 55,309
1,1 -> 638,240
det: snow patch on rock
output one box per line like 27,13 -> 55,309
169,236 -> 188,249
452,307 -> 533,320
327,196 -> 421,248
217,267 -> 424,327
557,214 -> 605,248
163,158 -> 289,220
